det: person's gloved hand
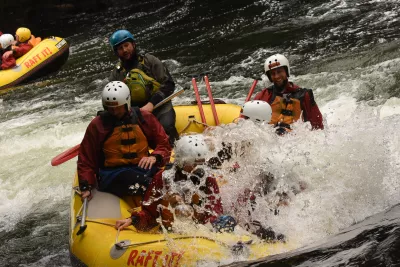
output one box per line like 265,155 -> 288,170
79,180 -> 93,201
115,214 -> 140,231
250,220 -> 286,242
212,215 -> 237,233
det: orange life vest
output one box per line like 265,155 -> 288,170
269,95 -> 302,127
102,113 -> 149,167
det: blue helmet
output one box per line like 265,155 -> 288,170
109,30 -> 135,50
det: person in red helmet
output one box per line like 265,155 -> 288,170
254,54 -> 324,135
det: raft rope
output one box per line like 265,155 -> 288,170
178,118 -> 209,135
77,218 -> 232,249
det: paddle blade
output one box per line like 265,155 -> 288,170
51,144 -> 80,166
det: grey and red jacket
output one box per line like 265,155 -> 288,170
254,82 -> 324,130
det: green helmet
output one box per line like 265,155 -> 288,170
109,30 -> 135,50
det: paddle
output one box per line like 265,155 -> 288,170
76,198 -> 88,235
50,88 -> 185,166
245,79 -> 258,102
203,74 -> 220,125
51,144 -> 80,166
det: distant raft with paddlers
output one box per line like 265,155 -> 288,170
0,36 -> 69,91
69,103 -> 295,267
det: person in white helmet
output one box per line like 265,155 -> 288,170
254,54 -> 324,134
0,34 -> 16,70
160,134 -> 237,232
78,81 -> 172,231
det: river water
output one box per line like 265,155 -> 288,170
0,0 -> 400,266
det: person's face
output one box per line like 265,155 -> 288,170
270,67 -> 288,87
116,41 -> 135,61
107,105 -> 127,119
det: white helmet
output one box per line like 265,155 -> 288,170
174,134 -> 210,165
0,34 -> 15,49
264,54 -> 290,82
241,100 -> 272,123
102,81 -> 131,110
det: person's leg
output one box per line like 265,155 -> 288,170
154,102 -> 179,146
100,169 -> 151,198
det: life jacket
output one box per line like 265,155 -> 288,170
28,35 -> 41,47
269,95 -> 302,127
122,54 -> 161,103
267,86 -> 314,133
100,108 -> 149,167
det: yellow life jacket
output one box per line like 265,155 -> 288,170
270,95 -> 302,127
103,114 -> 149,167
123,55 -> 161,103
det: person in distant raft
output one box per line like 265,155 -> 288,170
109,29 -> 179,145
12,27 -> 34,58
78,81 -> 172,230
0,34 -> 16,70
254,54 -> 324,135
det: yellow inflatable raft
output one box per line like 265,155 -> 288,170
0,36 -> 69,91
69,104 -> 293,266
174,103 -> 242,134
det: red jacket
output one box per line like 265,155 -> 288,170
77,109 -> 171,186
133,168 -> 224,231
254,82 -> 324,130
199,176 -> 224,224
1,52 -> 16,70
13,42 -> 33,59
131,170 -> 165,231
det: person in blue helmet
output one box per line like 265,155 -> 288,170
109,29 -> 179,146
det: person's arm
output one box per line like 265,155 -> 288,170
12,43 -> 32,58
302,91 -> 324,130
253,88 -> 271,101
115,170 -> 164,231
145,54 -> 175,106
139,110 -> 172,167
195,176 -> 223,224
0,54 -> 16,69
77,118 -> 102,195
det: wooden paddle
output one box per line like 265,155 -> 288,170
50,88 -> 185,166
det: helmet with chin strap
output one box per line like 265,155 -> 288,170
102,81 -> 131,111
264,54 -> 290,82
16,27 -> 31,43
0,34 -> 14,49
109,30 -> 135,50
241,100 -> 272,123
174,134 -> 210,166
